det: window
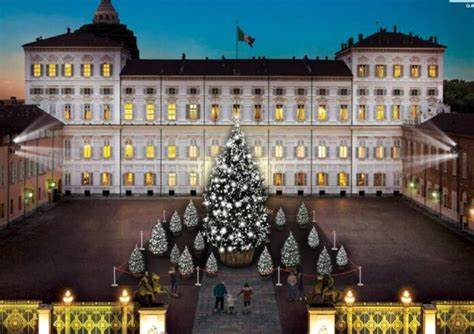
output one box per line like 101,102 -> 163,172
254,104 -> 263,121
392,105 -> 401,121
428,65 -> 438,78
253,88 -> 263,96
211,104 -> 220,122
317,172 -> 327,186
232,104 -> 240,119
103,104 -> 112,121
410,65 -> 420,78
410,105 -> 419,121
376,105 -> 385,121
102,63 -> 111,77
48,64 -> 57,77
318,88 -> 327,96
253,142 -> 262,158
338,173 -> 348,187
146,144 -> 155,159
33,64 -> 42,77
393,89 -> 403,96
81,88 -> 93,95
358,88 -> 367,96
318,105 -> 327,121
167,87 -> 177,95
375,143 -> 385,160
392,144 -> 401,160
168,145 -> 176,159
275,142 -> 283,159
210,88 -> 220,95
124,103 -> 133,120
274,88 -> 284,96
124,87 -> 134,95
318,145 -> 327,159
187,104 -> 200,120
273,173 -> 284,186
124,172 -> 134,186
339,145 -> 348,159
103,143 -> 111,159
427,89 -> 438,96
374,173 -> 386,187
393,64 -> 403,78
64,104 -> 71,121
146,103 -> 155,121
168,172 -> 177,186
357,145 -> 366,159
167,103 -> 176,121
296,104 -> 305,121
357,64 -> 369,77
358,105 -> 366,121
211,142 -> 220,157
295,172 -> 306,186
125,142 -> 133,160
188,142 -> 198,159
339,105 -> 349,122
375,65 -> 386,78
101,87 -> 112,95
375,89 -> 385,96
275,104 -> 284,121
231,88 -> 242,95
82,172 -> 92,186
296,143 -> 305,160
410,89 -> 420,97
296,88 -> 306,96
357,173 -> 367,186
31,88 -> 43,95
339,88 -> 349,96
83,143 -> 92,160
145,88 -> 155,95
189,172 -> 198,186
101,172 -> 111,186
145,172 -> 155,186
189,88 -> 199,95
83,63 -> 92,77
84,104 -> 92,121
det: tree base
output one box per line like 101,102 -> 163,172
275,225 -> 285,231
298,224 -> 309,230
219,249 -> 254,267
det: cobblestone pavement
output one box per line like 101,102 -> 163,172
192,263 -> 282,334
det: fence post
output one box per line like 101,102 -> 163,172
307,304 -> 336,334
139,306 -> 168,334
276,266 -> 282,286
112,266 -> 118,287
357,266 -> 364,286
195,266 -> 202,286
38,305 -> 52,334
422,304 -> 436,334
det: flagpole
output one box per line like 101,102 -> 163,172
235,20 -> 238,59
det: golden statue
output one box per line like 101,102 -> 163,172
135,272 -> 169,306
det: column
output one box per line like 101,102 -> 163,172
139,306 -> 168,334
38,306 -> 52,334
422,304 -> 436,334
307,305 -> 336,334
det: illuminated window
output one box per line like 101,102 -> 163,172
82,172 -> 92,185
393,64 -> 403,78
357,64 -> 369,77
124,103 -> 133,121
103,144 -> 111,159
125,143 -> 133,160
376,105 -> 385,121
374,173 -> 386,187
338,173 -> 348,187
146,103 -> 155,121
392,145 -> 401,160
48,64 -> 57,77
428,65 -> 438,78
168,145 -> 176,159
102,63 -> 111,77
317,172 -> 326,186
296,104 -> 305,121
410,65 -> 420,78
103,104 -> 112,121
124,172 -> 134,186
410,105 -> 418,121
295,172 -> 306,186
211,104 -> 220,122
275,142 -> 283,159
273,173 -> 284,186
101,172 -> 111,186
318,105 -> 327,121
275,104 -> 284,122
64,104 -> 71,121
83,63 -> 92,77
145,172 -> 155,186
187,104 -> 199,120
253,143 -> 262,158
357,173 -> 367,186
33,64 -> 42,77
188,143 -> 198,159
189,172 -> 198,186
83,144 -> 92,160
232,104 -> 241,119
376,144 -> 385,160
358,105 -> 366,121
375,65 -> 386,78
84,104 -> 92,121
254,104 -> 263,122
64,63 -> 72,77
339,145 -> 348,159
392,105 -> 401,121
168,172 -> 177,186
296,143 -> 305,160
339,105 -> 349,122
146,144 -> 155,159
357,145 -> 366,159
210,140 -> 220,157
168,103 -> 176,121
318,145 -> 327,159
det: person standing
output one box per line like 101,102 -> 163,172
213,282 -> 227,313
168,266 -> 179,298
287,270 -> 298,302
296,268 -> 305,301
237,283 -> 253,314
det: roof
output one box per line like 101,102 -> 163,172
417,113 -> 474,136
22,31 -> 123,48
121,58 -> 352,77
0,105 -> 63,137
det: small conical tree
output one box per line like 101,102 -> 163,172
148,220 -> 168,255
281,232 -> 301,267
275,207 -> 286,229
170,244 -> 180,265
170,210 -> 182,235
206,252 -> 218,274
178,246 -> 194,276
317,246 -> 333,276
257,246 -> 273,276
297,202 -> 310,227
308,226 -> 320,249
128,245 -> 145,274
183,200 -> 199,229
194,231 -> 205,251
336,245 -> 348,267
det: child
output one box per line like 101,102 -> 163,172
237,283 -> 253,314
226,293 -> 235,314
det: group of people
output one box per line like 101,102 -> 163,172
287,268 -> 305,302
213,282 -> 253,314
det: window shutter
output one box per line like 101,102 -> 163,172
272,146 -> 276,157
100,64 -> 104,76
80,64 -> 84,77
197,105 -> 201,119
55,64 -> 59,76
186,104 -> 190,119
30,64 -> 34,76
283,173 -> 286,186
293,146 -> 297,158
373,147 -> 376,159
326,146 -> 330,159
305,146 -> 308,158
304,174 -> 307,186
109,64 -> 113,76
283,146 -> 287,158
175,146 -> 179,158
383,147 -> 387,159
187,145 -> 191,158
70,64 -> 74,77
90,64 -> 94,77
91,173 -> 94,186
365,147 -> 369,159
337,146 -> 340,158
294,173 -> 297,186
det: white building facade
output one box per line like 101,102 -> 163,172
23,1 -> 447,197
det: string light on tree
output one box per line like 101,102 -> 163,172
317,246 -> 333,276
170,244 -> 180,265
281,232 -> 301,268
148,219 -> 168,256
128,245 -> 145,274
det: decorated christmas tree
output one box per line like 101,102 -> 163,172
148,220 -> 168,256
170,210 -> 182,235
183,200 -> 199,229
275,207 -> 286,229
317,246 -> 333,276
194,231 -> 205,252
170,244 -> 181,265
297,202 -> 310,228
257,246 -> 273,276
336,245 -> 348,267
128,245 -> 145,274
206,252 -> 218,275
178,246 -> 194,276
202,120 -> 268,266
281,232 -> 301,268
308,226 -> 320,249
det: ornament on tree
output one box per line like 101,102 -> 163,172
281,232 -> 301,268
206,252 -> 218,275
297,202 -> 310,229
257,246 -> 273,276
194,231 -> 205,252
178,246 -> 194,276
336,245 -> 348,268
317,246 -> 333,276
183,200 -> 199,229
170,210 -> 182,236
308,226 -> 320,249
170,244 -> 180,265
148,219 -> 168,256
128,245 -> 145,274
275,207 -> 286,230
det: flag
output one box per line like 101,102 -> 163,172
237,26 -> 255,47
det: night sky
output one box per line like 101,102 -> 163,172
0,0 -> 473,99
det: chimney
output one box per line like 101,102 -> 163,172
348,37 -> 353,46
429,36 -> 433,42
292,55 -> 295,60
393,25 -> 397,33
67,27 -> 71,34
358,33 -> 363,42
316,56 -> 320,60
341,43 -> 344,49
434,36 -> 438,43
379,27 -> 383,33
181,53 -> 186,60
325,56 -> 328,60
409,32 -> 412,37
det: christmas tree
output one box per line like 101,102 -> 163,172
128,245 -> 145,274
170,210 -> 182,235
202,120 -> 268,255
297,202 -> 310,227
183,200 -> 199,229
206,252 -> 218,274
148,219 -> 168,256
257,246 -> 273,276
308,226 -> 320,249
317,246 -> 333,276
178,246 -> 194,276
170,244 -> 180,265
281,232 -> 301,267
275,207 -> 286,229
194,231 -> 205,252
336,245 -> 348,267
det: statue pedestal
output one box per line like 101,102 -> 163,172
307,304 -> 336,334
139,306 -> 168,334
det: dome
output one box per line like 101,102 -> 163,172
93,0 -> 120,24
